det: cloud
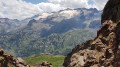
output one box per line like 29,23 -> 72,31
93,0 -> 108,10
48,0 -> 108,10
0,0 -> 44,20
37,3 -> 65,13
0,0 -> 66,20
48,0 -> 91,8
0,0 -> 108,20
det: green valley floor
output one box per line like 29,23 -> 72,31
24,55 -> 65,67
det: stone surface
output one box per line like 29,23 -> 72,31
33,61 -> 53,67
0,47 -> 30,67
0,47 -> 53,67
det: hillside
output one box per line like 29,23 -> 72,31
0,29 -> 94,57
0,18 -> 20,34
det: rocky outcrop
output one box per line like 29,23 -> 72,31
0,46 -> 54,67
0,47 -> 53,67
0,47 -> 30,67
63,0 -> 120,67
34,61 -> 53,67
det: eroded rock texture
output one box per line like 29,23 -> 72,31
63,0 -> 120,67
0,47 -> 53,67
0,47 -> 30,67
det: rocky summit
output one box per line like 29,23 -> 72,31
63,0 -> 120,67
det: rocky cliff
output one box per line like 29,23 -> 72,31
63,0 -> 120,67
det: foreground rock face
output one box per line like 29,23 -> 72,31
0,47 -> 30,67
0,47 -> 53,67
63,0 -> 120,67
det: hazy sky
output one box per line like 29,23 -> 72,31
0,0 -> 108,20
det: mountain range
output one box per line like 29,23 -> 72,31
0,8 -> 102,57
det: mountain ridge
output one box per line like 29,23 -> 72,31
0,8 -> 101,57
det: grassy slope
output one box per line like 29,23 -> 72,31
0,29 -> 94,57
24,55 -> 65,67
